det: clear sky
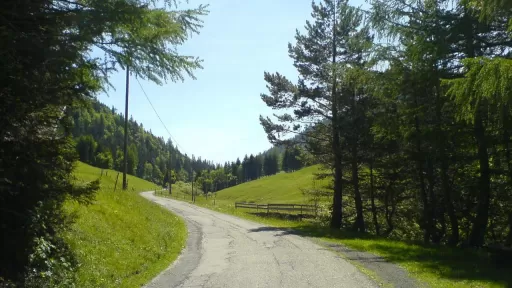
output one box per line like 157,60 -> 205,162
98,0 -> 364,164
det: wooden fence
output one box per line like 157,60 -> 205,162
235,202 -> 317,215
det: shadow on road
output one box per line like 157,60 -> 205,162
246,222 -> 512,287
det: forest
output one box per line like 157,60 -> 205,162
70,99 -> 304,193
260,0 -> 512,247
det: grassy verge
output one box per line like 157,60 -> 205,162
157,190 -> 512,288
64,162 -> 186,288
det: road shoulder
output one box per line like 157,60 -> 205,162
309,238 -> 423,288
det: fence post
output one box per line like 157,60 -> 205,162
267,204 -> 269,215
114,172 -> 120,192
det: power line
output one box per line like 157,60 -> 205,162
135,77 -> 188,155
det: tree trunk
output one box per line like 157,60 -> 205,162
426,157 -> 438,243
384,185 -> 395,235
351,156 -> 364,232
331,122 -> 343,228
469,109 -> 491,247
169,173 -> 172,195
415,115 -> 431,243
433,63 -> 459,245
441,156 -> 459,246
459,8 -> 490,248
504,105 -> 512,247
351,90 -> 365,232
436,96 -> 458,245
329,3 -> 343,229
370,161 -> 380,235
506,212 -> 512,247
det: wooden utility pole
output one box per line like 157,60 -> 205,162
191,172 -> 194,202
169,151 -> 172,195
168,169 -> 172,195
122,66 -> 129,190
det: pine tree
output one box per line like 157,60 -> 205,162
260,0 -> 369,229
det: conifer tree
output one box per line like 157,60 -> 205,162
260,0 -> 369,228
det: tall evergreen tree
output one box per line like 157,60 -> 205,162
260,0 -> 369,229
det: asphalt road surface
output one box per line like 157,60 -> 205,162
141,192 -> 377,288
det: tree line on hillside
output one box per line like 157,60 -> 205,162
70,99 -> 305,192
260,0 -> 512,247
0,0 -> 208,286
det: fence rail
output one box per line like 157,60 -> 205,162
235,202 -> 317,214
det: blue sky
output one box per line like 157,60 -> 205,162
98,0 -> 364,164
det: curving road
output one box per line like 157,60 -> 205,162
141,192 -> 377,288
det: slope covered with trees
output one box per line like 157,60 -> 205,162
260,0 -> 512,247
70,98 -> 305,193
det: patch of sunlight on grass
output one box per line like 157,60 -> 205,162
64,162 -> 186,288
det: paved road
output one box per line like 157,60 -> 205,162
141,192 -> 377,288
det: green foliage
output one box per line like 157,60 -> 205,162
443,57 -> 512,123
282,146 -> 304,172
76,135 -> 98,164
95,151 -> 114,169
263,153 -> 279,176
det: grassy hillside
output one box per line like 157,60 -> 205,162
214,165 -> 330,204
64,162 -> 186,288
160,166 -> 330,205
159,165 -> 333,228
